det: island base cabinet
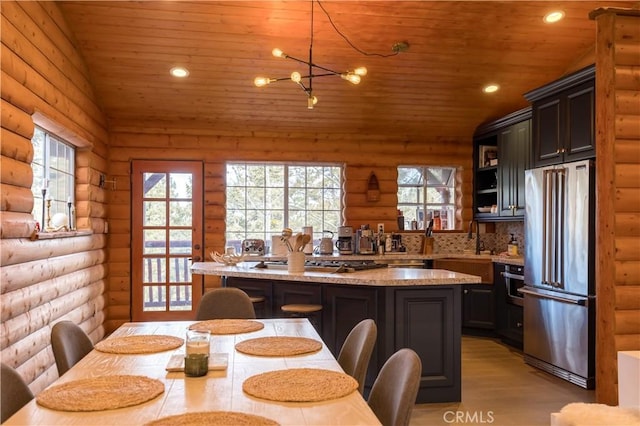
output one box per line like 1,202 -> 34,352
225,278 -> 463,403
322,285 -> 382,395
393,287 -> 462,403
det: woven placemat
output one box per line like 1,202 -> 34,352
235,336 -> 322,357
243,368 -> 358,402
146,411 -> 279,426
36,375 -> 164,411
189,319 -> 264,335
95,335 -> 184,354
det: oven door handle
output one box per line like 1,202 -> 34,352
502,271 -> 524,281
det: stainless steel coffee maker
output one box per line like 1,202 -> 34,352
356,227 -> 375,255
336,226 -> 354,254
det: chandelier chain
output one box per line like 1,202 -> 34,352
316,0 -> 401,58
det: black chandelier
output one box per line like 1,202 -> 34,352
254,0 -> 368,109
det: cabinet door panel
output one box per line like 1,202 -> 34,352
395,287 -> 461,402
533,99 -> 562,167
511,120 -> 530,216
565,83 -> 595,162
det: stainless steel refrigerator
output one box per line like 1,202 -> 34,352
523,159 -> 595,388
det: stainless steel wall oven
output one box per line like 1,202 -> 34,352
502,264 -> 524,306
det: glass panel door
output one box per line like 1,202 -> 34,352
131,161 -> 203,321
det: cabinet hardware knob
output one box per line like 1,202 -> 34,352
517,322 -> 523,328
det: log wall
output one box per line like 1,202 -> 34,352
0,1 -> 109,393
107,131 -> 474,330
592,9 -> 640,405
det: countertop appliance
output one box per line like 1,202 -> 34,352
337,226 -> 354,255
523,159 -> 595,388
356,227 -> 375,255
242,239 -> 265,255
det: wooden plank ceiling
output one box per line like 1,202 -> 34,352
57,1 -> 638,140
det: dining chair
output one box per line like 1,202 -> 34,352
1,363 -> 34,423
337,319 -> 377,394
368,348 -> 422,426
51,320 -> 94,376
196,287 -> 256,320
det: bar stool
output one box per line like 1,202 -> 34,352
250,296 -> 266,318
281,303 -> 323,333
249,296 -> 265,304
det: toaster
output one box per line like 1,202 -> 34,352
242,239 -> 265,255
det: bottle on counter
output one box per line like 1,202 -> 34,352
508,234 -> 518,256
397,209 -> 405,230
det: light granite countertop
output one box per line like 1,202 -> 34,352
225,253 -> 525,266
191,262 -> 482,286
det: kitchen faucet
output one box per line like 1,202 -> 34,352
467,220 -> 481,255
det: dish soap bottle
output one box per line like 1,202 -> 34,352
508,234 -> 518,256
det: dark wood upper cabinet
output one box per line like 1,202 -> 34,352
473,108 -> 531,220
525,65 -> 595,167
497,118 -> 530,217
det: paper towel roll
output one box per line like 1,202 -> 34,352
271,235 -> 288,256
302,226 -> 313,254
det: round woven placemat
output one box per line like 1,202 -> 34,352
243,368 -> 358,402
146,411 -> 279,426
189,319 -> 264,335
36,375 -> 164,412
235,336 -> 322,357
95,335 -> 184,354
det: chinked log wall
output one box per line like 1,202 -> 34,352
1,1 -> 109,393
107,132 -> 473,330
592,9 -> 640,405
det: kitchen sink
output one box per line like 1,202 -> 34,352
432,258 -> 494,283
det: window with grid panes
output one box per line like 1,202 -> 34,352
31,127 -> 75,230
225,163 -> 342,253
397,166 -> 457,230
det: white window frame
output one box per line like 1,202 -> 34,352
397,166 -> 457,231
225,162 -> 343,253
31,126 -> 75,230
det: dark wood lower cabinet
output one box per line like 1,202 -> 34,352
462,284 -> 495,330
394,287 -> 461,403
226,277 -> 462,403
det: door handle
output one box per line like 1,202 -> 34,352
519,288 -> 586,306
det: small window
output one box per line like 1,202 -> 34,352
225,162 -> 342,253
397,166 -> 457,230
31,127 -> 75,229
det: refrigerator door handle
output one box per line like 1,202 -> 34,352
558,169 -> 565,288
520,287 -> 587,306
542,170 -> 551,285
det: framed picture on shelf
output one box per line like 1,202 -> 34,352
479,145 -> 498,168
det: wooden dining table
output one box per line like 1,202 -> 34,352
5,319 -> 381,425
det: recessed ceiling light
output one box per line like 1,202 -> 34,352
544,11 -> 565,23
483,84 -> 499,94
170,67 -> 189,78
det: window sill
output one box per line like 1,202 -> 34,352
33,229 -> 93,240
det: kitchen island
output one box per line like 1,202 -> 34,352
191,262 -> 482,403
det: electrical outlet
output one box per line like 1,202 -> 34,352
377,223 -> 385,234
